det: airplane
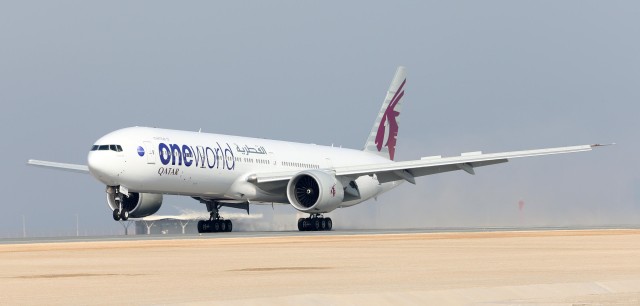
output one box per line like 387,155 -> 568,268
28,66 -> 606,233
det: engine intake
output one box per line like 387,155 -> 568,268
107,191 -> 162,218
287,170 -> 344,213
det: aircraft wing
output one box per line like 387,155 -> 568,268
27,159 -> 90,173
254,144 -> 606,185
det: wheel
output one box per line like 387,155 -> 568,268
197,220 -> 204,233
313,219 -> 321,231
220,220 -> 227,232
120,210 -> 129,221
326,218 -> 332,231
298,219 -> 305,231
225,220 -> 233,232
213,220 -> 220,232
112,210 -> 121,221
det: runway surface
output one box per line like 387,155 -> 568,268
1,228 -> 640,305
3,225 -> 639,244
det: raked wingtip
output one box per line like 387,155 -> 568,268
591,143 -> 615,148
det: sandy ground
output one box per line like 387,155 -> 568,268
1,230 -> 640,305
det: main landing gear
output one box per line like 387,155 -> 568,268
111,188 -> 130,221
197,201 -> 233,233
298,214 -> 332,231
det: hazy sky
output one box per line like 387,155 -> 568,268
1,1 -> 638,237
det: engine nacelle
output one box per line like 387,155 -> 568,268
107,192 -> 162,218
287,170 -> 344,213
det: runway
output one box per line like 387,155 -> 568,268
1,229 -> 640,305
3,226 -> 638,244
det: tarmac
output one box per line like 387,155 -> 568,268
1,228 -> 640,305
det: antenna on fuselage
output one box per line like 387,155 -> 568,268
198,128 -> 202,133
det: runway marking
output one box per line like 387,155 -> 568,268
228,267 -> 331,272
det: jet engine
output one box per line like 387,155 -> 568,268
107,192 -> 162,218
287,170 -> 344,213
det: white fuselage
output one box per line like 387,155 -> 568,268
87,127 -> 400,207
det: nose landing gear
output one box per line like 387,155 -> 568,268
112,208 -> 129,221
110,187 -> 130,221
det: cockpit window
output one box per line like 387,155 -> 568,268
93,144 -> 123,152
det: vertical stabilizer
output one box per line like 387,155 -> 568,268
363,66 -> 406,160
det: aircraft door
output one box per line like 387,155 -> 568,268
143,141 -> 155,164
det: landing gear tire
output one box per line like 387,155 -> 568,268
197,200 -> 234,234
120,210 -> 129,221
113,210 -> 121,221
198,219 -> 234,233
298,216 -> 332,231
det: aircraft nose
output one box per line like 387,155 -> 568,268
87,151 -> 119,185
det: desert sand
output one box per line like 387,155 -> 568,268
1,229 -> 640,305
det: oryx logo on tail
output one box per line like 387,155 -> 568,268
363,66 -> 407,161
375,79 -> 405,161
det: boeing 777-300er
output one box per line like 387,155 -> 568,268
28,67 -> 606,232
